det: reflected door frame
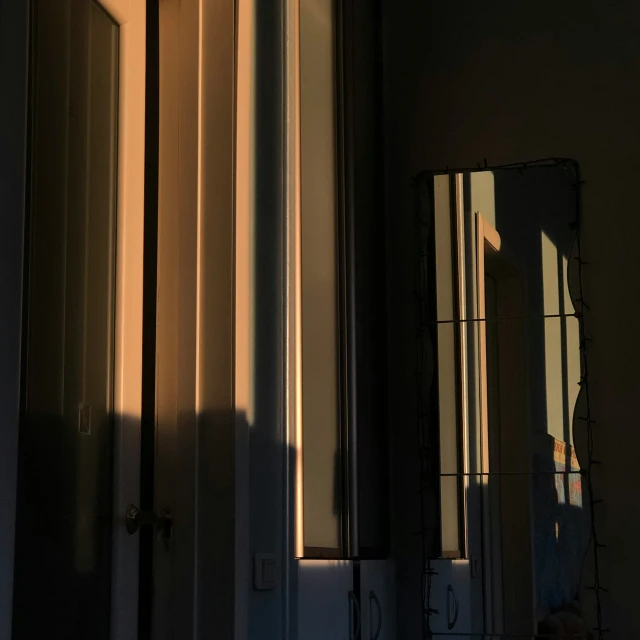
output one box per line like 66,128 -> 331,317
115,1 -> 239,638
475,213 -> 502,634
476,212 -> 537,636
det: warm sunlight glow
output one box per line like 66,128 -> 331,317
541,231 -> 580,445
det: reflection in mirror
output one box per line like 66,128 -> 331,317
418,164 -> 590,638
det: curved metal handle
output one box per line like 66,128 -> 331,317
369,590 -> 382,640
349,591 -> 361,640
446,584 -> 459,630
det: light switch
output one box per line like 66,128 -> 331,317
471,556 -> 481,579
253,553 -> 277,591
78,404 -> 92,435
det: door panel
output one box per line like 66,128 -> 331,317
485,266 -> 536,635
485,273 -> 504,631
13,2 -> 119,637
0,1 -> 29,637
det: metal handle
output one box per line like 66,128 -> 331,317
125,504 -> 172,549
446,584 -> 459,630
125,504 -> 153,534
369,590 -> 382,640
349,591 -> 361,640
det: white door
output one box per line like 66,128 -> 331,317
10,2 -> 145,639
11,1 -> 242,639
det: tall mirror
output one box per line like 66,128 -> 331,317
416,162 -> 591,638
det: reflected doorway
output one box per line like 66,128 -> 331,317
483,245 -> 536,637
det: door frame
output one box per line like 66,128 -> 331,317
483,248 -> 537,636
0,2 -> 29,637
477,212 -> 536,635
94,2 -> 147,639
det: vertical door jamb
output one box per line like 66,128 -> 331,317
101,1 -> 147,638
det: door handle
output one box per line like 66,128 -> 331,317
349,590 -> 361,640
446,584 -> 459,630
125,504 -> 172,549
369,590 -> 382,640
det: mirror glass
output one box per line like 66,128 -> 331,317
417,164 -> 591,637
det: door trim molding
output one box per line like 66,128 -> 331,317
0,2 -> 29,637
475,212 -> 503,635
106,0 -> 146,637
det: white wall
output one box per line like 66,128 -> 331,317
0,1 -> 28,637
382,0 -> 640,635
242,1 -> 290,638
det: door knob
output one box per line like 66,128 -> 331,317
125,504 -> 172,547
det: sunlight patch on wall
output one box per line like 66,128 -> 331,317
469,171 -> 496,229
541,231 -> 580,447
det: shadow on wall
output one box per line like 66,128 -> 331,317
492,167 -> 591,623
532,436 -> 591,620
12,411 -> 118,639
423,477 -> 591,638
11,409 -> 249,640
